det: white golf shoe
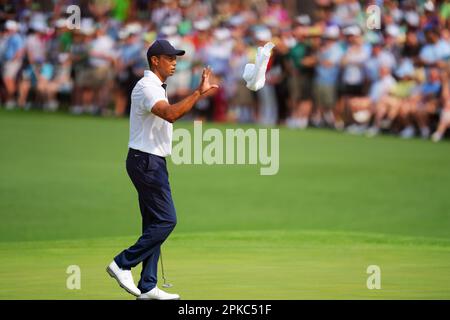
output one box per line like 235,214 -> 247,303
106,260 -> 141,297
137,286 -> 180,300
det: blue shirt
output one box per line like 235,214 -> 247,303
315,43 -> 344,85
3,33 -> 24,61
420,41 -> 450,64
119,42 -> 142,68
365,50 -> 396,81
421,82 -> 441,96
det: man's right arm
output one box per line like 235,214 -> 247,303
151,66 -> 218,123
151,89 -> 202,123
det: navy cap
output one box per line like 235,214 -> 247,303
147,39 -> 185,59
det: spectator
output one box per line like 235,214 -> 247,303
410,67 -> 442,138
115,23 -> 145,116
339,25 -> 370,129
254,27 -> 278,125
313,25 -> 344,128
2,20 -> 24,109
70,23 -> 94,115
17,20 -> 51,109
269,33 -> 292,125
228,40 -> 256,123
287,23 -> 317,129
164,25 -> 196,102
348,65 -> 397,135
420,27 -> 447,68
365,34 -> 396,82
88,24 -> 116,114
431,69 -> 450,142
402,29 -> 422,65
368,60 -> 417,138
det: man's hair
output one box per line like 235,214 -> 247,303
148,55 -> 158,70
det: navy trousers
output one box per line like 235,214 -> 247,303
114,148 -> 177,293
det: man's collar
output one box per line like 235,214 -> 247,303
144,70 -> 164,86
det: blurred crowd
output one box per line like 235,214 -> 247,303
1,0 -> 450,141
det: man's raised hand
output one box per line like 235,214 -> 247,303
198,66 -> 219,96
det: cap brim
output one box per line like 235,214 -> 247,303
162,49 -> 186,56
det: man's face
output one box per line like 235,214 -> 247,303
372,44 -> 382,55
152,55 -> 177,78
429,68 -> 440,82
426,31 -> 438,44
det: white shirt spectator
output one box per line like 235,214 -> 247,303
420,40 -> 450,64
128,70 -> 173,157
342,45 -> 370,85
366,49 -> 397,81
369,74 -> 396,103
90,35 -> 116,67
25,33 -> 46,63
333,1 -> 361,26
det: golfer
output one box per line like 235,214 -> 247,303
107,39 -> 218,300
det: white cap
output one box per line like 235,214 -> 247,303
5,20 -> 19,31
160,24 -> 177,36
343,25 -> 361,36
55,18 -> 67,28
323,25 -> 340,39
80,18 -> 95,36
214,28 -> 231,41
126,23 -> 143,35
255,28 -> 272,42
424,0 -> 435,12
118,29 -> 130,39
30,20 -> 48,33
296,15 -> 311,26
193,19 -> 211,31
386,24 -> 400,38
405,11 -> 419,27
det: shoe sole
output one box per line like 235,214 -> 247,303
106,266 -> 140,297
136,296 -> 181,301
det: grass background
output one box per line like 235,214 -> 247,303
0,109 -> 449,299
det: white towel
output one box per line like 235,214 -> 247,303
242,42 -> 275,92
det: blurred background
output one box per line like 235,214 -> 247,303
0,0 -> 449,141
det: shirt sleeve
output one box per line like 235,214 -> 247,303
419,46 -> 434,63
141,84 -> 167,112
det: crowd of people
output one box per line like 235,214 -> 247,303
1,0 -> 450,142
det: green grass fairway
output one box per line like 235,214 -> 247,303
1,109 -> 449,299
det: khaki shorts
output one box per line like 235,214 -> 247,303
89,66 -> 114,89
442,109 -> 450,123
2,60 -> 22,79
314,83 -> 336,109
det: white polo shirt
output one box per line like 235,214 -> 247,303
128,70 -> 173,157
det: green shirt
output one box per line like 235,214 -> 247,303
112,0 -> 130,22
440,3 -> 450,20
390,81 -> 416,98
289,42 -> 307,71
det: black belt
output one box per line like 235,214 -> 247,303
129,148 -> 165,160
